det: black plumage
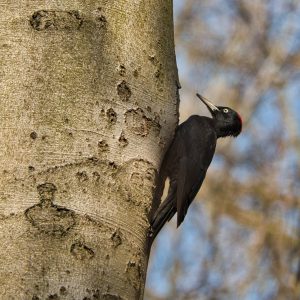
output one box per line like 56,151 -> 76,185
150,93 -> 242,240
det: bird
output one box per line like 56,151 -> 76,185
149,93 -> 242,240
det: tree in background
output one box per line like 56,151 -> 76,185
146,1 -> 300,299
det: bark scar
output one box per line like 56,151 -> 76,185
30,10 -> 83,31
25,183 -> 76,236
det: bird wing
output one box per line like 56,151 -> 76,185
176,156 -> 207,227
175,121 -> 216,227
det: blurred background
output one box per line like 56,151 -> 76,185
145,0 -> 300,299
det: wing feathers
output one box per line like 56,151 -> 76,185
176,157 -> 188,227
176,156 -> 207,227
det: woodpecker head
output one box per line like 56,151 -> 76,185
196,93 -> 242,138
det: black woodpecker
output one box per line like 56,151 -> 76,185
150,93 -> 242,240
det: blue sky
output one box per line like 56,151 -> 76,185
145,1 -> 300,299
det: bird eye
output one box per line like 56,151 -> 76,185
223,108 -> 229,113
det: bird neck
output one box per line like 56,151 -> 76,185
214,120 -> 235,138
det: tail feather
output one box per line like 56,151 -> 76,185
149,182 -> 176,241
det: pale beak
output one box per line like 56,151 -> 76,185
196,93 -> 219,113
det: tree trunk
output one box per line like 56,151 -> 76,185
0,1 -> 178,299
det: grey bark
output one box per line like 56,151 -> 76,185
0,1 -> 179,299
